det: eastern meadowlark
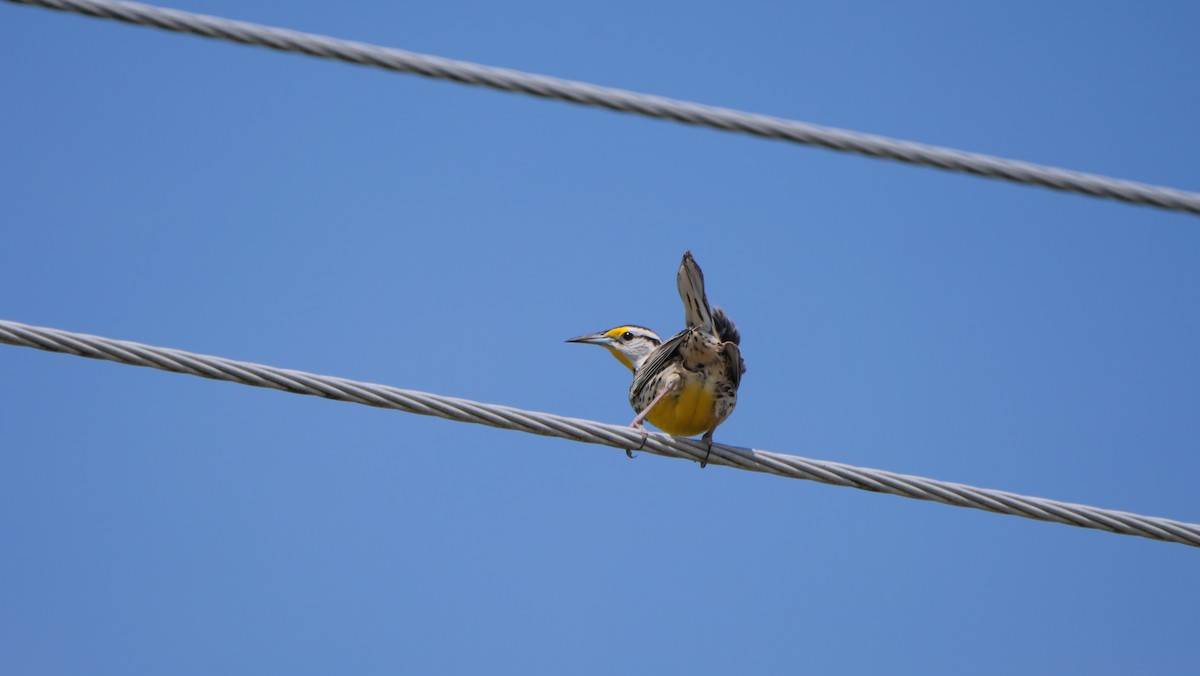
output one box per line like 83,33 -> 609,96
568,251 -> 745,467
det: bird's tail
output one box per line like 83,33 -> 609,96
677,250 -> 714,333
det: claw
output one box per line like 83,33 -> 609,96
625,421 -> 649,458
700,430 -> 714,468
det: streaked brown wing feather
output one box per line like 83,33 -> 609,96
712,305 -> 740,346
629,329 -> 688,403
677,251 -> 714,332
721,340 -> 744,389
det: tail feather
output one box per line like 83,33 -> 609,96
677,250 -> 713,332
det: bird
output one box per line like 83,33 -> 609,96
567,251 -> 745,467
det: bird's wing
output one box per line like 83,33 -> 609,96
721,340 -> 744,389
677,251 -> 714,333
712,305 -> 741,346
630,329 -> 688,402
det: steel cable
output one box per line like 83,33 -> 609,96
3,318 -> 1197,548
6,0 -> 1200,215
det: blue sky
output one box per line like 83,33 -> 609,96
2,1 -> 1198,673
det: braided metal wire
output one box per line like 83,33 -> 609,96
7,0 -> 1200,215
2,318 -> 1197,547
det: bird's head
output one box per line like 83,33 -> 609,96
566,325 -> 662,372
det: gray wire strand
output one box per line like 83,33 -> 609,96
7,0 -> 1200,216
2,318 -> 1197,548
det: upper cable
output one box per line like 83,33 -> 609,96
6,0 -> 1200,215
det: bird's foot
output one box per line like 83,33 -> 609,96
625,421 -> 649,458
700,430 -> 714,469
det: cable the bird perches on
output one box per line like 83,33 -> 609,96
2,319 -> 1197,548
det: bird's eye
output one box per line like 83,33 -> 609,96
622,331 -> 634,341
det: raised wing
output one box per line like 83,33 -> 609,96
677,251 -> 714,333
712,305 -> 740,346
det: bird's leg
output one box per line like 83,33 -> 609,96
624,382 -> 678,458
700,429 -> 715,468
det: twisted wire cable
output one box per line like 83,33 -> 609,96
2,318 -> 1197,548
6,0 -> 1200,216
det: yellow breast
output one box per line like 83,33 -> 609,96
645,380 -> 718,437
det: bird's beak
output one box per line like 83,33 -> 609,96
566,332 -> 613,346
